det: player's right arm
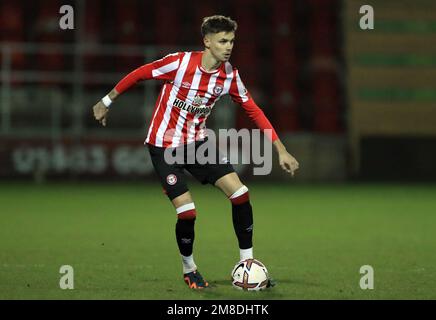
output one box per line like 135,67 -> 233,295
93,52 -> 182,126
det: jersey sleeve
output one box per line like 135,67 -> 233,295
228,70 -> 279,142
114,52 -> 182,94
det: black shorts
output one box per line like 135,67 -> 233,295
147,139 -> 235,200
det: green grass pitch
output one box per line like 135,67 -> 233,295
1,181 -> 435,299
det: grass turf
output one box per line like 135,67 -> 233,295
0,181 -> 435,299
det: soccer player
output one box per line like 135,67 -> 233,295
93,15 -> 299,289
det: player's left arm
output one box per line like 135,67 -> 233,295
272,139 -> 299,176
229,70 -> 299,176
241,100 -> 299,177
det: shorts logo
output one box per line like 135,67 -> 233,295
213,85 -> 223,96
166,174 -> 177,185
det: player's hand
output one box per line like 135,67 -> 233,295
93,101 -> 109,126
278,151 -> 299,177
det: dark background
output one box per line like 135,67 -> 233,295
1,0 -> 435,181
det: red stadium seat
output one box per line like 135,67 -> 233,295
35,0 -> 65,74
312,72 -> 341,132
309,1 -> 337,58
0,1 -> 25,70
231,0 -> 262,130
194,1 -> 217,28
154,0 -> 180,45
308,0 -> 341,132
114,0 -> 143,71
271,0 -> 299,132
83,0 -> 103,70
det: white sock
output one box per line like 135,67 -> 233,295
181,254 -> 197,274
240,247 -> 253,261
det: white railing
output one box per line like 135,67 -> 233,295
0,42 -> 199,139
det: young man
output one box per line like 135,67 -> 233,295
93,15 -> 299,289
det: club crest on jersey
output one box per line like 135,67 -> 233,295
213,85 -> 223,96
166,174 -> 177,185
192,95 -> 205,107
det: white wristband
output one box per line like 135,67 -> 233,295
101,95 -> 112,107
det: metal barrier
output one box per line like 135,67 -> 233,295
0,42 -> 197,139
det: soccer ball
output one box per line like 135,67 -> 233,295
231,258 -> 269,291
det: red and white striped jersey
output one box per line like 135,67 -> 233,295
115,51 -> 279,148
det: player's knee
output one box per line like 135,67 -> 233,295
229,185 -> 250,205
176,202 -> 197,220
